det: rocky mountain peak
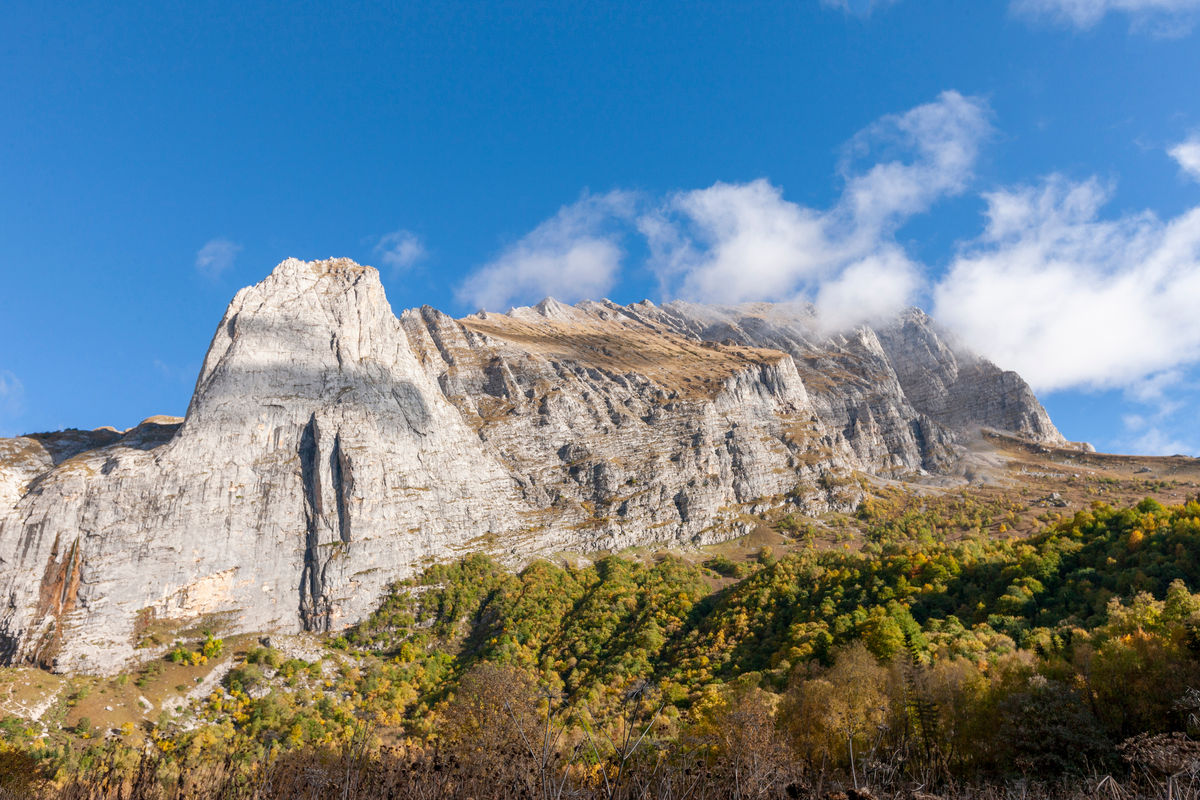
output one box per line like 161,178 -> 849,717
188,256 -> 400,423
1,258 -> 1070,673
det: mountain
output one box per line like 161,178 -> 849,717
0,257 -> 1070,673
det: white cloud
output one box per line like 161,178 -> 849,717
840,89 -> 992,231
814,249 -> 923,332
932,175 -> 1200,393
1012,0 -> 1200,33
641,179 -> 834,302
1111,371 -> 1198,454
1170,136 -> 1200,182
0,370 -> 25,437
820,0 -> 900,16
454,92 -> 987,329
454,92 -> 985,326
195,238 -> 242,278
1127,368 -> 1186,405
456,191 -> 637,311
373,230 -> 426,271
1128,426 -> 1194,456
640,91 -> 989,328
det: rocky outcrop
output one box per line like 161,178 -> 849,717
626,301 -> 1065,468
0,258 -> 1065,673
874,308 -> 1061,445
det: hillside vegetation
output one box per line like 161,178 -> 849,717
4,494 -> 1200,798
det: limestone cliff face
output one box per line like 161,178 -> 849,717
0,258 -> 1064,672
0,260 -> 526,672
632,301 -> 1065,469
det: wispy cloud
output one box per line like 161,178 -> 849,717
1127,368 -> 1186,406
456,191 -> 637,311
153,359 -> 199,387
1170,135 -> 1200,182
819,0 -> 900,17
1112,370 -> 1199,455
195,238 -> 242,279
373,229 -> 427,271
932,175 -> 1200,393
841,90 -> 992,229
1011,0 -> 1200,34
1126,424 -> 1194,456
0,370 -> 26,437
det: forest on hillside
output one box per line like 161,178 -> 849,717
4,495 -> 1200,799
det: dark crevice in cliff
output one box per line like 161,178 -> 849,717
331,434 -> 351,544
298,416 -> 331,632
0,630 -> 17,665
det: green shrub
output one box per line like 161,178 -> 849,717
201,633 -> 223,659
704,555 -> 747,578
247,647 -> 283,669
226,664 -> 266,694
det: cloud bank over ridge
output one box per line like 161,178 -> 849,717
461,91 -> 990,334
453,92 -> 1200,408
639,91 -> 989,330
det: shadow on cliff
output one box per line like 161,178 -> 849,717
183,307 -> 436,436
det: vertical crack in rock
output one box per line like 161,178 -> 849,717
298,415 -> 332,632
673,489 -> 690,523
910,418 -> 930,467
330,433 -> 351,544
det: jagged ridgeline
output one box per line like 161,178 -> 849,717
0,258 -> 1069,673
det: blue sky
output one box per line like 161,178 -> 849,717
3,0 -> 1200,455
